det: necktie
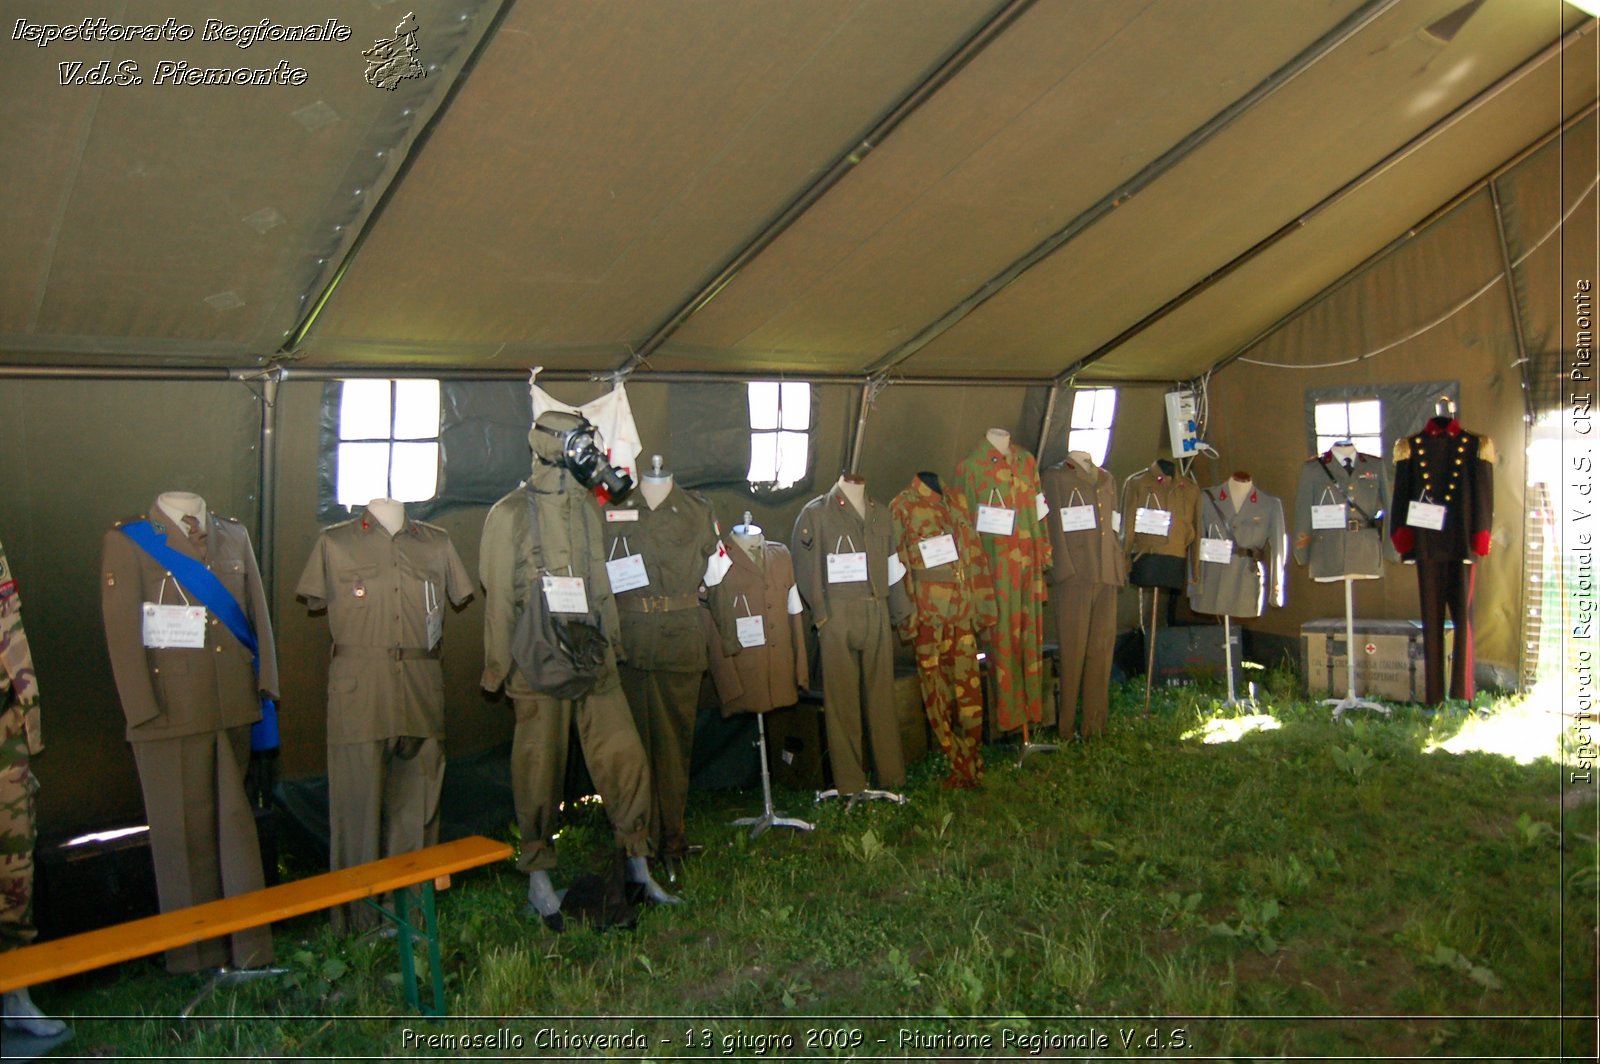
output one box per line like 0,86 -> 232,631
182,515 -> 208,561
1342,458 -> 1354,475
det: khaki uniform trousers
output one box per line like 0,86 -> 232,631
327,736 -> 444,931
507,674 -> 652,872
819,597 -> 904,794
132,724 -> 272,972
1053,583 -> 1118,738
619,665 -> 699,858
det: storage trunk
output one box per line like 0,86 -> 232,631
1301,618 -> 1452,703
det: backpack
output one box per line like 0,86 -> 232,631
510,488 -> 610,700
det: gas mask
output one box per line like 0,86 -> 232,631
532,410 -> 634,499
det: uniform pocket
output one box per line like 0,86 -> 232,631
335,564 -> 378,607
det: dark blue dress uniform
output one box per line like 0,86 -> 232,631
1387,418 -> 1495,703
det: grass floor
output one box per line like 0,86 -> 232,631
33,678 -> 1599,1061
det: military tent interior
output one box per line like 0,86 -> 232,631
0,0 -> 1594,854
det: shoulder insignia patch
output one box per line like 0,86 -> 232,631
1477,434 -> 1496,465
1392,437 -> 1412,462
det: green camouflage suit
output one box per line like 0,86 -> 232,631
0,536 -> 44,952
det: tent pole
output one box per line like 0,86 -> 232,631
1036,383 -> 1062,464
846,380 -> 874,476
256,368 -> 282,618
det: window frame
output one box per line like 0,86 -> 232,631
1065,387 -> 1117,466
745,380 -> 816,494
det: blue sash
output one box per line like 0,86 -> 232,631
119,520 -> 279,750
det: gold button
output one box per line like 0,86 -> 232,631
215,646 -> 223,653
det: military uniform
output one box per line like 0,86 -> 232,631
705,537 -> 808,715
1121,463 -> 1200,589
890,474 -> 994,786
100,503 -> 275,972
792,483 -> 914,794
1292,450 -> 1393,581
1388,418 -> 1495,702
1189,483 -> 1287,618
1041,458 -> 1127,738
295,509 -> 473,928
479,461 -> 653,873
949,443 -> 1052,733
0,536 -> 44,954
603,482 -> 728,858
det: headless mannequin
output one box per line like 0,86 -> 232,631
366,497 -> 406,535
640,455 -> 673,512
1068,450 -> 1096,469
1227,473 -> 1253,511
986,428 -> 1012,455
731,511 -> 764,565
156,491 -> 207,533
1330,441 -> 1358,466
917,471 -> 943,495
838,475 -> 867,519
1155,457 -> 1176,477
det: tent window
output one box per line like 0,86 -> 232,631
746,381 -> 812,491
335,379 -> 442,507
1067,388 -> 1117,466
1313,398 -> 1383,455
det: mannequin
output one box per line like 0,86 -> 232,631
1067,450 -> 1096,469
1226,473 -> 1253,510
951,431 -> 1051,737
640,455 -> 674,511
730,511 -> 765,565
837,474 -> 867,518
296,496 -> 473,930
1193,473 -> 1287,706
478,411 -> 677,928
100,491 -> 277,971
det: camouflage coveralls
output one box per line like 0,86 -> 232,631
0,536 -> 44,952
890,476 -> 996,786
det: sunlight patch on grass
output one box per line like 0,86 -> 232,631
1181,713 -> 1282,745
1423,685 -> 1566,765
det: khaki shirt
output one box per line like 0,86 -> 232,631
1293,450 -> 1395,580
1041,459 -> 1127,587
1121,463 -> 1200,564
0,535 -> 43,753
792,484 -> 914,628
101,504 -> 278,742
296,511 -> 473,743
603,482 -> 726,672
706,538 -> 808,714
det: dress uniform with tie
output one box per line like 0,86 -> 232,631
1292,449 -> 1394,581
602,481 -> 729,859
1388,417 -> 1495,702
100,497 -> 276,972
295,506 -> 473,928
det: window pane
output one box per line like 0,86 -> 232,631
774,430 -> 809,489
1091,388 -> 1117,427
1314,402 -> 1350,437
1069,390 -> 1094,429
748,382 -> 781,430
1348,399 -> 1382,437
1068,428 -> 1111,467
336,442 -> 390,507
747,431 -> 778,482
392,380 -> 441,440
389,442 -> 439,502
1353,433 -> 1384,456
339,380 -> 392,440
778,382 -> 811,430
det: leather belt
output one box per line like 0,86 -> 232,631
617,592 -> 700,614
333,645 -> 440,661
1232,544 -> 1268,562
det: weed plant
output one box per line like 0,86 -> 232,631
32,681 -> 1597,1060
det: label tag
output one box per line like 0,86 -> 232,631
1408,501 -> 1447,531
605,553 -> 650,594
736,614 -> 766,649
1312,503 -> 1348,531
976,505 -> 1016,536
826,552 -> 869,583
1112,511 -> 1123,535
1134,507 -> 1172,536
142,603 -> 207,649
1035,492 -> 1049,521
605,509 -> 640,522
1199,538 -> 1233,564
542,575 -> 589,614
917,534 -> 959,568
424,581 -> 443,649
1058,505 -> 1096,532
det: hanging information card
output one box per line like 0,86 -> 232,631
142,603 -> 207,649
1199,538 -> 1234,564
541,575 -> 589,614
1134,507 -> 1172,536
1407,501 -> 1447,531
917,534 -> 959,568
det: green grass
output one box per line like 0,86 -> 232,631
34,681 -> 1599,1060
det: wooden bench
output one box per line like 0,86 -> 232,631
0,834 -> 511,1018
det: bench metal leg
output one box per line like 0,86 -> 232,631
366,883 -> 446,1019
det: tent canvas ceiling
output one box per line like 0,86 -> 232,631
0,0 -> 1594,382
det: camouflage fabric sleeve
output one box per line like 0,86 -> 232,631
0,538 -> 43,754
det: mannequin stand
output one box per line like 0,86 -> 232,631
1218,615 -> 1255,709
815,788 -> 907,807
1016,718 -> 1059,768
1324,577 -> 1390,722
731,714 -> 815,838
1142,589 -> 1161,715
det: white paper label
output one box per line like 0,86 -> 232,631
976,505 -> 1016,536
605,553 -> 650,594
1112,511 -> 1123,535
736,614 -> 766,649
1199,538 -> 1233,564
1036,493 -> 1049,521
917,534 -> 959,568
1312,504 -> 1348,531
826,552 -> 869,583
1134,507 -> 1172,536
1058,505 -> 1096,532
605,509 -> 640,522
541,575 -> 589,614
1407,501 -> 1447,531
142,603 -> 207,649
